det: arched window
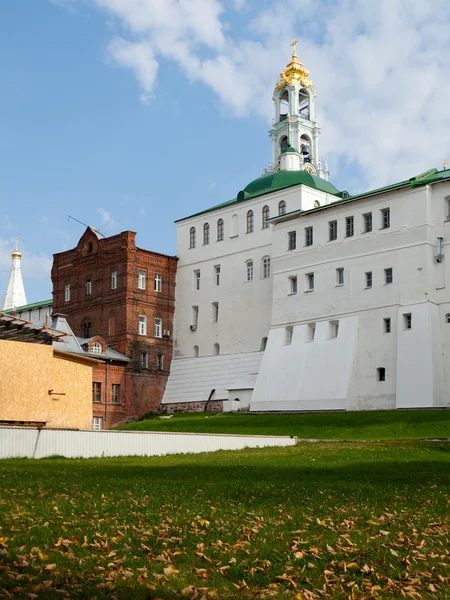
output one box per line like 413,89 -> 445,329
91,342 -> 102,354
262,205 -> 270,229
246,260 -> 254,282
213,343 -> 220,356
231,214 -> 239,237
299,88 -> 310,119
260,337 -> 268,351
203,223 -> 210,245
246,210 -> 254,233
279,90 -> 289,122
217,219 -> 224,241
189,227 -> 196,248
262,256 -> 270,279
278,201 -> 286,216
280,135 -> 288,152
300,134 -> 312,163
83,320 -> 92,338
193,345 -> 199,357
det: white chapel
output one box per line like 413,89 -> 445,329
162,43 -> 450,412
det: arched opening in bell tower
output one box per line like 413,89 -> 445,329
300,134 -> 312,163
279,90 -> 289,122
298,88 -> 310,119
280,135 -> 288,152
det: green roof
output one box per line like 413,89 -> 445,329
280,145 -> 299,154
2,299 -> 52,314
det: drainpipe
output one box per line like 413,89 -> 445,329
105,360 -> 109,428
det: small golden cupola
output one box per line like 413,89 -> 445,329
275,39 -> 313,90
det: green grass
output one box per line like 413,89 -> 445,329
115,409 -> 450,440
0,442 -> 449,599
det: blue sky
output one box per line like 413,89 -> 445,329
1,0 -> 450,303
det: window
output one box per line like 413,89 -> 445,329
190,227 -> 196,248
345,216 -> 354,237
365,271 -> 372,288
336,268 -> 344,286
306,323 -> 316,342
154,318 -> 162,338
191,306 -> 199,329
157,354 -> 164,371
193,345 -> 199,357
92,382 -> 101,403
91,342 -> 102,354
217,219 -> 224,241
111,270 -> 118,290
138,316 -> 147,336
140,351 -> 148,368
403,313 -> 412,330
213,343 -> 220,356
329,220 -> 337,241
194,270 -> 201,290
278,200 -> 287,216
377,367 -> 386,382
260,337 -> 268,351
246,260 -> 254,282
446,198 -> 450,221
262,205 -> 270,229
383,318 -> 391,333
212,302 -> 219,323
154,274 -> 162,293
305,226 -> 313,246
84,321 -> 92,338
289,276 -> 298,295
381,208 -> 390,229
92,417 -> 103,431
446,313 -> 450,324
111,384 -> 120,404
65,283 -> 70,302
214,265 -> 220,286
262,257 -> 271,279
203,223 -> 210,245
86,279 -> 92,296
246,210 -> 254,233
363,213 -> 372,233
284,326 -> 293,345
385,268 -> 393,284
288,231 -> 297,250
329,320 -> 339,339
306,272 -> 314,291
138,270 -> 146,290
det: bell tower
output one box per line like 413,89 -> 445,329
270,40 -> 328,180
2,238 -> 27,311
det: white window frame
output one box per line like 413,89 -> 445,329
111,270 -> 118,290
345,216 -> 354,237
329,220 -> 337,241
190,227 -> 196,248
65,283 -> 70,302
157,354 -> 164,370
140,351 -> 149,368
365,271 -> 372,288
154,273 -> 162,293
289,276 -> 298,295
92,417 -> 103,431
381,208 -> 390,229
214,265 -> 220,286
86,279 -> 92,296
305,226 -> 313,246
336,268 -> 344,286
138,270 -> 146,290
194,270 -> 200,291
91,342 -> 102,354
154,318 -> 162,338
262,257 -> 271,279
385,268 -> 393,284
306,272 -> 314,291
138,315 -> 147,336
288,231 -> 296,250
246,260 -> 254,282
363,213 -> 372,233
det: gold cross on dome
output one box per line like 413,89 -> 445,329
290,38 -> 298,57
15,237 -> 19,251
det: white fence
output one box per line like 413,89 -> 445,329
0,427 -> 296,459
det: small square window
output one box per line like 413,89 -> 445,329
289,276 -> 298,295
383,318 -> 391,333
336,268 -> 344,286
345,216 -> 354,237
329,320 -> 339,339
329,220 -> 337,241
305,226 -> 313,246
385,268 -> 393,284
381,208 -> 390,229
365,271 -> 372,288
306,272 -> 314,291
377,367 -> 386,382
288,231 -> 297,250
285,326 -> 293,345
306,323 -> 316,342
403,313 -> 412,330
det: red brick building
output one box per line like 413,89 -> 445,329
51,227 -> 177,428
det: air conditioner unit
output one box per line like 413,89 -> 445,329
163,329 -> 171,337
190,325 -> 197,332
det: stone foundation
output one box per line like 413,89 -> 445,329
162,400 -> 223,413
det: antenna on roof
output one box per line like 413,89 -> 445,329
68,215 -> 104,237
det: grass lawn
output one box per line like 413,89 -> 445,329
115,409 -> 450,441
0,442 -> 449,599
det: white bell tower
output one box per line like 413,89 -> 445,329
2,238 -> 27,311
270,40 -> 328,180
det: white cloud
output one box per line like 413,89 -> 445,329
67,0 -> 450,189
97,207 -> 119,234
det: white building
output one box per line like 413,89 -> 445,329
2,239 -> 27,311
163,43 -> 450,412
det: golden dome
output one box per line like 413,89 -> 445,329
12,238 -> 22,259
276,39 -> 313,90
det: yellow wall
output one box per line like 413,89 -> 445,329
0,340 -> 93,429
